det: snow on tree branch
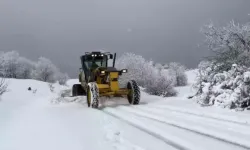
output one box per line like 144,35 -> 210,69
201,20 -> 250,70
116,52 -> 177,97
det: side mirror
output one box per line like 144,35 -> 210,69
109,54 -> 113,59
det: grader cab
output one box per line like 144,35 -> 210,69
72,51 -> 140,108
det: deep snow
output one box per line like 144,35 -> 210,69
1,70 -> 250,150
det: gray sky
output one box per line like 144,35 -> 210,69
0,0 -> 249,77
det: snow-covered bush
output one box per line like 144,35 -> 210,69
116,52 -> 177,97
193,63 -> 250,109
144,70 -> 177,97
168,62 -> 188,86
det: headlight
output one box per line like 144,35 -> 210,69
122,69 -> 127,73
101,71 -> 105,74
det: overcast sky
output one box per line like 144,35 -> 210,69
0,0 -> 249,77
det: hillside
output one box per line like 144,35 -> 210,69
0,70 -> 250,150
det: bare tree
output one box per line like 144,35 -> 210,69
0,77 -> 8,96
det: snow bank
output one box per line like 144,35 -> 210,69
1,79 -> 69,101
0,78 -> 69,122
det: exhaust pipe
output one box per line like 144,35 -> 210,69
113,53 -> 116,67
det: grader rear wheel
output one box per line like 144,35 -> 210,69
72,84 -> 85,96
127,80 -> 140,105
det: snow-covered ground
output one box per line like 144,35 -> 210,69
1,70 -> 250,150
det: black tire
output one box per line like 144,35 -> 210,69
72,84 -> 86,96
91,83 -> 99,108
127,80 -> 140,105
86,82 -> 99,109
86,85 -> 91,107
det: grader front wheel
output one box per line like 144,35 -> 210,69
86,85 -> 91,107
127,80 -> 140,105
86,83 -> 99,109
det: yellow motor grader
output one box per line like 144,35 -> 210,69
72,51 -> 140,108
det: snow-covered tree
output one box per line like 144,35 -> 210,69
168,62 -> 188,86
32,57 -> 60,83
57,72 -> 69,85
192,20 -> 250,109
116,52 -> 152,87
16,57 -> 35,79
201,20 -> 250,71
0,51 -> 20,78
116,52 -> 177,97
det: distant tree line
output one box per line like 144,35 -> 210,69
0,51 -> 69,85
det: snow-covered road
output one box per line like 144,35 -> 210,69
102,105 -> 250,150
0,97 -> 176,150
1,78 -> 250,150
1,96 -> 250,150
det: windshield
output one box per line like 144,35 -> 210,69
84,57 -> 107,69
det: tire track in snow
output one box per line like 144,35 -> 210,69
101,109 -> 188,150
147,105 -> 250,126
116,106 -> 250,150
133,106 -> 250,136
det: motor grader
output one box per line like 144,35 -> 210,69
72,51 -> 140,108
